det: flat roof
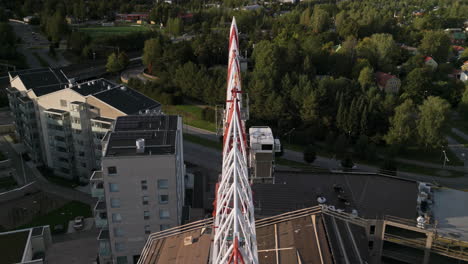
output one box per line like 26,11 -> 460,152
71,79 -> 116,96
10,68 -> 69,96
138,207 -> 336,264
433,188 -> 468,241
249,126 -> 274,145
105,115 -> 179,157
0,230 -> 30,263
253,171 -> 418,219
44,108 -> 68,114
92,86 -> 160,115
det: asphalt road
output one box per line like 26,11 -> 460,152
182,125 -> 468,190
9,20 -> 69,68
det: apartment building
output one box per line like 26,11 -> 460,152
6,68 -> 161,181
91,115 -> 185,264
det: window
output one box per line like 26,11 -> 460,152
370,225 -> 375,235
81,163 -> 86,168
109,183 -> 119,192
141,180 -> 147,190
159,195 -> 169,204
261,144 -> 273,150
60,99 -> 67,107
144,211 -> 150,220
116,256 -> 128,264
112,213 -> 122,223
159,209 -> 170,219
108,166 -> 117,175
160,224 -> 171,231
114,227 -> 124,237
142,196 -> 149,205
158,179 -> 168,189
144,225 -> 151,234
111,198 -> 121,208
115,242 -> 124,252
78,151 -> 85,157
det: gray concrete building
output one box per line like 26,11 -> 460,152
91,115 -> 185,264
6,68 -> 161,181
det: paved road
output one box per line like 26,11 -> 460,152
9,20 -> 69,68
0,135 -> 96,206
182,125 -> 468,189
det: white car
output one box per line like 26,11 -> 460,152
73,216 -> 84,230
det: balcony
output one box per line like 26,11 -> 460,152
98,230 -> 111,257
90,171 -> 104,199
95,211 -> 108,228
94,200 -> 106,212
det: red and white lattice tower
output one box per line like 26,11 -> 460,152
211,17 -> 259,264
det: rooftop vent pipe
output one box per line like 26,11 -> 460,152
136,138 -> 145,153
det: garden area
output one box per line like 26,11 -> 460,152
163,105 -> 217,132
16,201 -> 92,235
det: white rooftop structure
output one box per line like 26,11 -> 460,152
249,126 -> 274,152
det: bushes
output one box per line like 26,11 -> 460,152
201,107 -> 216,122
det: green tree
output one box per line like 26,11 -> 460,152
419,31 -> 451,62
417,96 -> 450,149
303,144 -> 316,164
403,67 -> 432,103
46,10 -> 68,44
142,38 -> 163,75
458,86 -> 468,117
334,134 -> 348,159
300,92 -> 319,123
118,52 -> 129,69
312,7 -> 330,33
384,99 -> 417,148
106,52 -> 122,73
358,66 -> 374,90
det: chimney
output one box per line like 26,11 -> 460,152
136,138 -> 145,153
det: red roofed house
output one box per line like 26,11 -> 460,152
375,72 -> 401,94
424,56 -> 438,70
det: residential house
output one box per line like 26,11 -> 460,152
424,56 -> 438,70
375,72 -> 401,94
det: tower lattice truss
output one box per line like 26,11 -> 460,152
211,17 -> 259,264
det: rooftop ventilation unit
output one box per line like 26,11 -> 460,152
136,138 -> 145,153
120,86 -> 127,91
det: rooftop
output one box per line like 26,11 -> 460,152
92,85 -> 160,115
105,115 -> 180,157
433,188 -> 468,241
249,126 -> 274,146
70,79 -> 117,96
0,230 -> 29,263
9,68 -> 69,96
253,171 -> 418,219
375,71 -> 397,88
138,206 -> 370,264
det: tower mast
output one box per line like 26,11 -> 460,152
211,17 -> 258,264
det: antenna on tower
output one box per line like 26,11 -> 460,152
211,17 -> 259,264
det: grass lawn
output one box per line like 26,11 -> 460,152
17,201 -> 92,235
398,146 -> 464,166
78,25 -> 151,38
0,176 -> 17,190
184,133 -> 222,150
32,52 -> 49,67
164,105 -> 217,132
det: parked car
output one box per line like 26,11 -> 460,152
73,216 -> 84,230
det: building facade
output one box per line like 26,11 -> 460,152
6,68 -> 161,181
91,115 -> 185,264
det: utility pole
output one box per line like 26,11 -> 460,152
442,149 -> 449,167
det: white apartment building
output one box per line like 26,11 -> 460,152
91,115 -> 185,264
6,68 -> 161,181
